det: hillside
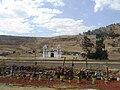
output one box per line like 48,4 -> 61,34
0,35 -> 37,51
84,23 -> 120,60
0,23 -> 120,60
85,23 -> 120,38
0,35 -> 83,54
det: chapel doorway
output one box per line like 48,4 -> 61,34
51,52 -> 54,57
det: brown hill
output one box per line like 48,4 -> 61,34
0,23 -> 120,60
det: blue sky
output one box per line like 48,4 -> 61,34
0,0 -> 120,37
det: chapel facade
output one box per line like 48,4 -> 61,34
43,44 -> 61,59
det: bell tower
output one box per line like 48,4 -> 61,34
57,44 -> 61,58
43,45 -> 48,58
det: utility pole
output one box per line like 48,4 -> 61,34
63,57 -> 66,68
35,50 -> 36,60
1,59 -> 6,77
85,56 -> 88,69
106,59 -> 109,78
84,52 -> 88,69
72,57 -> 74,69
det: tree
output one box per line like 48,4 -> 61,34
81,36 -> 94,68
80,35 -> 108,61
81,36 -> 94,55
95,37 -> 108,60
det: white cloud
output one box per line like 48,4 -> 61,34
46,0 -> 65,6
33,14 -> 55,25
0,0 -> 91,37
94,0 -> 120,12
110,0 -> 120,10
0,0 -> 64,35
38,18 -> 89,36
39,8 -> 63,14
33,8 -> 63,25
0,18 -> 32,33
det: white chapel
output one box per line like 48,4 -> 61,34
43,44 -> 61,59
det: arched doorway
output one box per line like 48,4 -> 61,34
51,52 -> 54,57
